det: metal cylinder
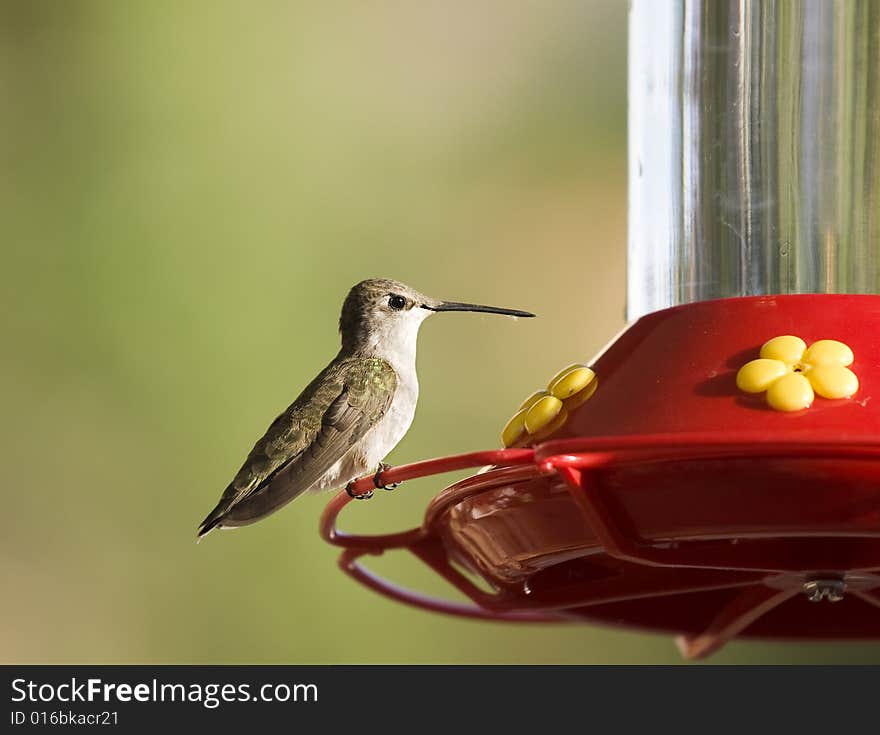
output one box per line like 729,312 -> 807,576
628,0 -> 880,321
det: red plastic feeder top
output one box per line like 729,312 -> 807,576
322,295 -> 880,658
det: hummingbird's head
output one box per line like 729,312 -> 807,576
339,278 -> 534,355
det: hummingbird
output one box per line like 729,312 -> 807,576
197,278 -> 534,539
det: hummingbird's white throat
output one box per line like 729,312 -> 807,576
355,305 -> 433,376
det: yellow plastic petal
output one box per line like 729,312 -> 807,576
524,395 -> 564,435
760,335 -> 806,364
563,378 -> 598,409
766,373 -> 814,412
549,367 -> 596,400
803,339 -> 854,367
501,409 -> 529,448
547,364 -> 587,387
529,406 -> 569,442
736,358 -> 787,393
807,364 -> 859,399
518,390 -> 549,412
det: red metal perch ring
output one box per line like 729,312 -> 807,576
320,438 -> 880,657
320,449 -> 565,623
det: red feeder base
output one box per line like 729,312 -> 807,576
321,295 -> 880,658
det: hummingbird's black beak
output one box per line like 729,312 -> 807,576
422,301 -> 535,318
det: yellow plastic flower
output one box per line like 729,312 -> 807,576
502,364 -> 597,447
736,335 -> 858,412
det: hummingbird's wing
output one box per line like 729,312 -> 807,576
198,357 -> 397,536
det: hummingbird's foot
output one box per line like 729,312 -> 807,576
345,482 -> 373,501
373,463 -> 399,491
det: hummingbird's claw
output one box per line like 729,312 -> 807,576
373,463 -> 399,491
345,482 -> 373,500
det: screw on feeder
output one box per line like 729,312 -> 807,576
803,579 -> 847,603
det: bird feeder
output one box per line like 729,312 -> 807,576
321,0 -> 880,658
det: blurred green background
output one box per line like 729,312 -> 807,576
2,0 -> 878,664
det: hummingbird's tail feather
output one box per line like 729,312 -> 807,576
196,473 -> 305,540
196,509 -> 226,540
197,490 -> 238,540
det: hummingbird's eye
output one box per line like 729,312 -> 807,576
388,295 -> 407,311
